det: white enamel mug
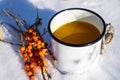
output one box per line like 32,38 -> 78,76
48,8 -> 106,74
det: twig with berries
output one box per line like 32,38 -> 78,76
0,9 -> 56,80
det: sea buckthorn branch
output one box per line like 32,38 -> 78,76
0,9 -> 56,80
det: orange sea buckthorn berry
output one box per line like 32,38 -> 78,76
20,46 -> 26,53
38,51 -> 42,56
21,53 -> 25,56
27,45 -> 32,50
32,67 -> 36,72
26,67 -> 30,72
27,71 -> 33,76
30,75 -> 35,80
28,28 -> 33,33
25,64 -> 29,68
42,49 -> 47,54
37,45 -> 41,49
39,50 -> 46,57
28,52 -> 33,57
23,53 -> 27,58
38,51 -> 40,55
32,36 -> 38,41
32,31 -> 37,36
25,64 -> 30,71
41,42 -> 45,47
37,65 -> 41,69
24,57 -> 28,61
30,63 -> 34,68
40,53 -> 44,57
43,60 -> 47,65
27,49 -> 31,53
28,42 -> 33,46
37,40 -> 41,45
33,43 -> 37,47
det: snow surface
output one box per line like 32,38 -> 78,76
0,0 -> 120,80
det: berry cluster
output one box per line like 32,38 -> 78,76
20,28 -> 48,80
1,9 -> 57,80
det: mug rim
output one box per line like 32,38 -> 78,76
48,8 -> 106,47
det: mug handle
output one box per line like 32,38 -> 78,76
101,23 -> 115,54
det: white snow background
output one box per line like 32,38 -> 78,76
0,0 -> 120,80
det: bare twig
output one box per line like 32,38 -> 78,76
2,24 -> 20,40
18,14 -> 28,30
5,22 -> 20,32
47,43 -> 51,49
42,28 -> 48,36
47,49 -> 57,61
3,10 -> 25,42
39,57 -> 47,80
0,39 -> 22,46
3,10 -> 20,26
45,70 -> 51,79
41,67 -> 46,80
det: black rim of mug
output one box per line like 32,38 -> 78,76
48,8 -> 106,47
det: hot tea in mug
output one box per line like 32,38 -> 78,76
48,8 -> 106,73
